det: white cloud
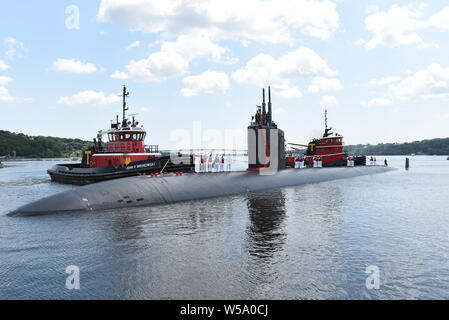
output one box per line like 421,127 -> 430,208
428,6 -> 449,30
0,76 -> 13,85
0,86 -> 14,102
232,46 -> 334,98
232,53 -> 278,87
0,76 -> 31,103
362,5 -> 449,50
277,0 -> 339,40
364,63 -> 449,106
308,76 -> 342,93
124,51 -> 189,82
4,37 -> 26,60
388,63 -> 449,101
110,71 -> 129,80
274,84 -> 303,98
363,5 -> 426,49
370,76 -> 401,86
116,35 -> 229,82
320,95 -> 338,106
0,60 -> 9,70
57,90 -> 121,105
127,41 -> 141,50
97,0 -> 340,43
181,70 -> 230,96
362,98 -> 393,107
52,59 -> 98,74
0,76 -> 15,102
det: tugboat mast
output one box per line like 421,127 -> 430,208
121,85 -> 130,128
323,109 -> 333,137
325,109 -> 328,131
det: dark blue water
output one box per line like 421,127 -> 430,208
1,156 -> 449,299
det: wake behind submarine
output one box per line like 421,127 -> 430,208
9,87 -> 394,216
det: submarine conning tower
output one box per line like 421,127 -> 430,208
247,87 -> 285,172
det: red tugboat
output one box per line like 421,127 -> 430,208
48,86 -> 194,185
286,110 -> 365,167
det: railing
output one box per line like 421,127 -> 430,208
145,145 -> 159,153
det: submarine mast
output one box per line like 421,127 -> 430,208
268,86 -> 272,126
262,88 -> 267,121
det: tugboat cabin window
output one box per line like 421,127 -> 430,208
108,133 -> 119,141
132,133 -> 144,141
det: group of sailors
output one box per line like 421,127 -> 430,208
312,156 -> 323,168
293,155 -> 323,168
291,155 -> 389,169
293,156 -> 306,169
198,154 -> 232,173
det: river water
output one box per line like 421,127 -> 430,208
1,156 -> 449,299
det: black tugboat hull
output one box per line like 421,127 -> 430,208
47,156 -> 194,185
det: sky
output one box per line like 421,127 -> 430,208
1,0 -> 449,150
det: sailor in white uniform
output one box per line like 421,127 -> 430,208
213,155 -> 220,172
294,156 -> 300,169
226,154 -> 232,171
219,155 -> 225,172
207,155 -> 213,172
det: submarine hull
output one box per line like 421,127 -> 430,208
9,166 -> 394,216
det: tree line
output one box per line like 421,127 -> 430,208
344,138 -> 449,156
0,130 -> 91,158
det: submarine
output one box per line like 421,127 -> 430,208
9,87 -> 394,216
